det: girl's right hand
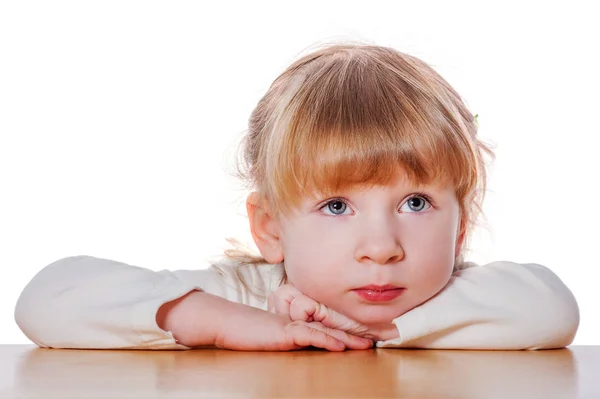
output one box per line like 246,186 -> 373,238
214,299 -> 374,351
268,284 -> 376,340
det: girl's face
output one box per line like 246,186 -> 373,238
275,173 -> 462,331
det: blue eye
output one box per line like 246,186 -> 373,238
321,199 -> 349,215
400,195 -> 432,213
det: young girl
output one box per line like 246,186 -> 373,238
14,41 -> 579,352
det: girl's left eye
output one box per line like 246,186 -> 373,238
399,195 -> 432,213
320,199 -> 351,216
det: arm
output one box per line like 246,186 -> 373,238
155,289 -> 373,350
377,261 -> 580,350
14,255 -> 370,351
14,255 -> 273,349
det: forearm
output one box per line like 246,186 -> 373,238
378,262 -> 579,350
156,290 -> 244,347
15,255 -> 204,349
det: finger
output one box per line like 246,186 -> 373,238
329,329 -> 374,349
290,296 -> 373,340
312,306 -> 372,338
289,295 -> 319,322
309,322 -> 374,350
287,322 -> 346,352
270,285 -> 302,315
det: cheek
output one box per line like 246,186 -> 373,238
416,202 -> 459,249
280,219 -> 352,294
404,214 -> 458,287
411,221 -> 457,262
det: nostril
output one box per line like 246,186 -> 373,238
387,256 -> 398,264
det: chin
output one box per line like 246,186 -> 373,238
348,304 -> 410,325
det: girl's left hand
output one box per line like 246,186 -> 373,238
267,284 -> 377,342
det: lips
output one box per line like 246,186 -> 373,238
352,285 -> 405,302
355,284 -> 400,291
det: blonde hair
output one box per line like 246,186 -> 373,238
224,40 -> 494,288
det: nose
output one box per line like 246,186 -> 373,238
354,219 -> 405,265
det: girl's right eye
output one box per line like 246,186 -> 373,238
320,199 -> 351,216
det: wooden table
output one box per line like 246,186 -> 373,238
0,345 -> 598,398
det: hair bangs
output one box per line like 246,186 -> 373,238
265,55 -> 477,216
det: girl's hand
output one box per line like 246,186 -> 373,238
158,290 -> 373,351
267,284 -> 377,341
214,299 -> 374,351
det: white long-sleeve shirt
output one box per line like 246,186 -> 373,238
14,255 -> 579,350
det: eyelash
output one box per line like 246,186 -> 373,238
318,192 -> 435,215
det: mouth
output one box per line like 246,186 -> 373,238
352,285 -> 405,302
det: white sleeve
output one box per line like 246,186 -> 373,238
376,261 -> 580,350
14,255 -> 275,350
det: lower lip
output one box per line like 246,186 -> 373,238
353,288 -> 405,302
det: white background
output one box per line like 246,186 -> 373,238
1,1 -> 598,345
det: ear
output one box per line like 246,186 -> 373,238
246,192 -> 284,264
